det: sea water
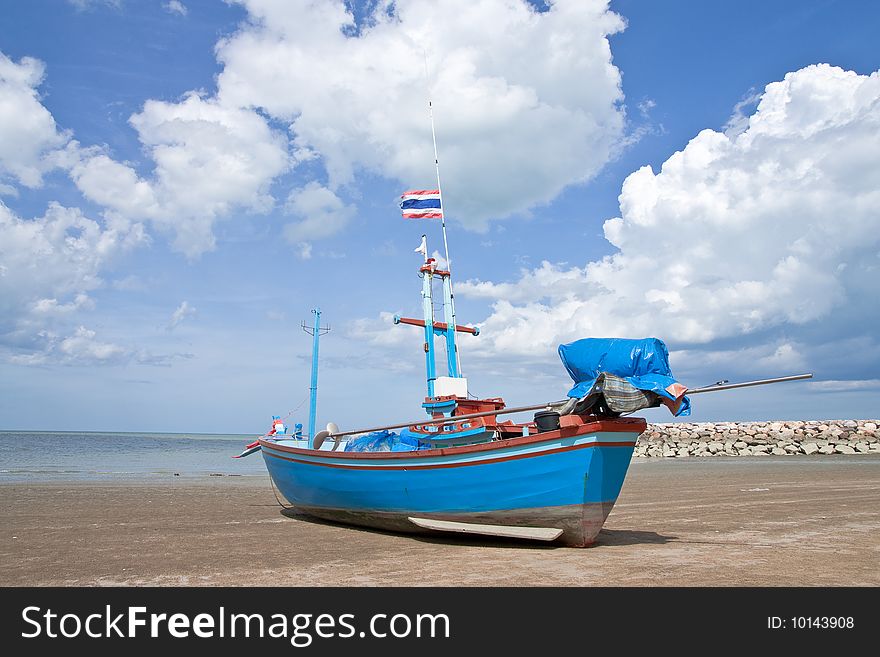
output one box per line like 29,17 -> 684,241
0,431 -> 267,482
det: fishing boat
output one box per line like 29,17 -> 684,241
246,235 -> 709,546
255,260 -> 658,546
239,98 -> 811,546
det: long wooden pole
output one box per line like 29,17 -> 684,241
324,372 -> 813,438
326,400 -> 568,438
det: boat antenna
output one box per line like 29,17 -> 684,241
424,50 -> 463,377
301,308 -> 330,441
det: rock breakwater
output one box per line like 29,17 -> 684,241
636,419 -> 879,457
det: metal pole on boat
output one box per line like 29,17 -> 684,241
421,260 -> 437,397
685,373 -> 813,394
424,52 -> 464,379
302,309 -> 330,441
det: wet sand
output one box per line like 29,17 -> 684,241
2,456 -> 878,586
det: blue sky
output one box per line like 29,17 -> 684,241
1,0 -> 878,433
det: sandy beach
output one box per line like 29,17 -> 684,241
2,456 -> 878,586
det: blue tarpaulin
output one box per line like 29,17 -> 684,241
558,337 -> 690,416
344,429 -> 429,452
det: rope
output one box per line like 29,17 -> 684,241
268,474 -> 293,509
281,395 -> 309,423
263,395 -> 309,509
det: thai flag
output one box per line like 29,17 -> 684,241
400,189 -> 443,219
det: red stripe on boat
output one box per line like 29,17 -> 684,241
262,439 -> 637,471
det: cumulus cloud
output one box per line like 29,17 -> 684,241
10,326 -> 128,366
283,182 -> 356,257
216,0 -> 626,229
1,44 -> 291,259
0,53 -> 69,188
0,202 -> 137,320
0,201 -> 144,363
31,294 -> 95,316
455,65 -> 880,380
55,326 -> 127,363
7,325 -> 190,367
70,92 -> 290,257
2,1 -> 629,256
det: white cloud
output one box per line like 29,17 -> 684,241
0,52 -> 69,188
0,202 -> 136,319
31,293 -> 95,315
283,182 -> 356,257
164,1 -> 188,17
70,92 -> 290,257
1,45 -> 291,259
455,64 -> 880,374
284,182 -> 356,241
2,1 -> 628,256
57,326 -> 127,362
167,300 -> 196,331
9,326 -> 128,366
0,201 -> 144,362
217,0 -> 626,229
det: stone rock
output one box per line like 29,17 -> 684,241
855,443 -> 870,453
802,443 -> 819,455
835,445 -> 856,454
819,445 -> 836,455
863,422 -> 876,431
771,447 -> 786,455
734,441 -> 748,450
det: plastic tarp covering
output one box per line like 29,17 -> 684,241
343,429 -> 429,452
558,337 -> 691,416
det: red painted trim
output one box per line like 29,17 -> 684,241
262,439 -> 637,471
396,316 -> 478,334
258,417 -> 645,461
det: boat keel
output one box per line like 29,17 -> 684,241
287,501 -> 620,547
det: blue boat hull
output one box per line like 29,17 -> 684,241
260,419 -> 643,546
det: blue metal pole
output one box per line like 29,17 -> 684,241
421,272 -> 436,397
441,273 -> 458,377
308,308 -> 321,441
